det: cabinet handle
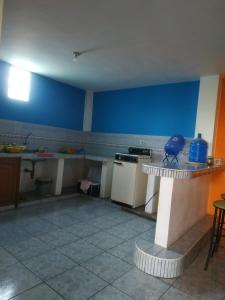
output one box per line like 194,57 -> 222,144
114,161 -> 123,166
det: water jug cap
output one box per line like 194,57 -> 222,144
197,133 -> 202,139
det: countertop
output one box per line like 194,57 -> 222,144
0,152 -> 113,162
142,161 -> 225,179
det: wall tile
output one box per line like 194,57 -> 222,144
0,119 -> 190,161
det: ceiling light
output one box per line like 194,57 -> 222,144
73,51 -> 82,62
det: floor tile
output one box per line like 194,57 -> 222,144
90,285 -> 133,299
36,228 -> 79,248
0,226 -> 31,247
138,228 -> 156,242
66,212 -> 90,223
66,222 -> 101,238
0,215 -> 36,228
58,239 -> 103,263
87,215 -> 122,230
23,249 -> 76,280
106,223 -> 140,240
107,238 -> 137,265
40,213 -> 79,227
190,249 -> 225,285
173,268 -> 225,300
23,219 -> 59,235
160,287 -> 195,300
110,237 -> 160,266
47,265 -> 108,300
5,237 -> 51,261
113,268 -> 169,300
0,247 -> 18,270
82,252 -> 132,283
11,283 -> 64,300
85,230 -> 124,250
125,218 -> 155,233
108,210 -> 137,223
1,196 -> 225,300
160,277 -> 177,286
90,207 -> 117,218
0,263 -> 41,300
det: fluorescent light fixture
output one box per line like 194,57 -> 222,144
8,66 -> 31,102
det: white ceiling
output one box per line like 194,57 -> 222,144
1,0 -> 225,91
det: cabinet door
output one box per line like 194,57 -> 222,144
111,161 -> 137,206
0,158 -> 21,207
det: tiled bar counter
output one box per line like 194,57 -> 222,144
134,162 -> 225,278
143,162 -> 225,248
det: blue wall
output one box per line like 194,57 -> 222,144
92,81 -> 200,137
0,60 -> 85,130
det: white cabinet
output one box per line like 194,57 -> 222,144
111,161 -> 137,206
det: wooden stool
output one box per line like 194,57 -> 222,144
204,200 -> 225,270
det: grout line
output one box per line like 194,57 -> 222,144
7,282 -> 45,300
44,281 -> 68,300
86,283 -> 136,300
157,284 -> 172,300
0,197 -> 178,300
163,286 -> 196,300
0,132 -> 83,144
5,249 -> 77,299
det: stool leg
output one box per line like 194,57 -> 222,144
211,209 -> 222,257
204,207 -> 218,270
215,210 -> 225,252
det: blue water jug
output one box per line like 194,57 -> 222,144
164,135 -> 185,157
189,133 -> 208,163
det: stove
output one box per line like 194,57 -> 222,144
115,147 -> 152,163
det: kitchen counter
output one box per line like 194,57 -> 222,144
0,152 -> 113,199
142,161 -> 225,179
0,152 -> 112,162
142,160 -> 225,248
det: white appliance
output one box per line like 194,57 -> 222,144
111,147 -> 152,208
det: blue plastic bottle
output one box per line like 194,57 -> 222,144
189,133 -> 208,163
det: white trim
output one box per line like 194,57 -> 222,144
83,90 -> 93,131
195,75 -> 220,154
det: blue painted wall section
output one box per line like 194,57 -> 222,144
92,81 -> 199,137
0,60 -> 85,130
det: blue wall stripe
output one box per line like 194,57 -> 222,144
92,81 -> 199,137
0,60 -> 85,130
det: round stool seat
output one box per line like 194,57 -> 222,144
221,193 -> 225,200
213,200 -> 225,210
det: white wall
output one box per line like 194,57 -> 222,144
195,75 -> 220,154
155,175 -> 210,248
83,90 -> 93,131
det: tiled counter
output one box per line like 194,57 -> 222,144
133,162 -> 225,278
142,161 -> 225,179
142,161 -> 224,248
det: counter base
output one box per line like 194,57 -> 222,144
134,215 -> 212,278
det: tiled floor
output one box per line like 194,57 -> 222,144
0,195 -> 225,300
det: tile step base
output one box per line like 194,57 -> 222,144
134,214 -> 212,278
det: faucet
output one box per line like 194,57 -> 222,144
24,132 -> 32,146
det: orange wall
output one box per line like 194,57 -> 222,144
208,77 -> 225,214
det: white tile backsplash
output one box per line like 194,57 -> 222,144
0,119 -> 191,161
